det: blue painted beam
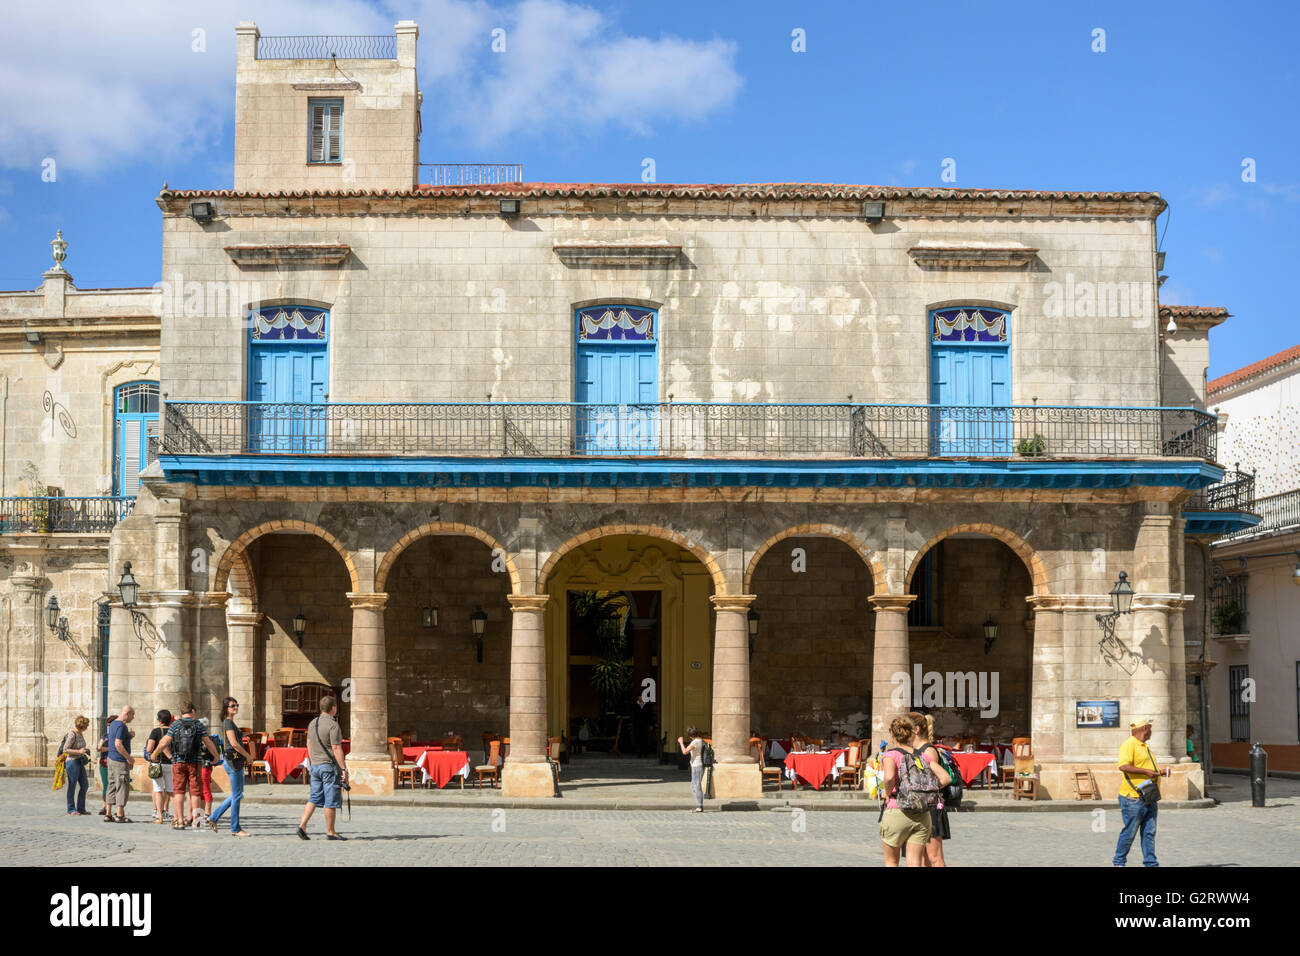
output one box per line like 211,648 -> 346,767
1183,511 -> 1263,536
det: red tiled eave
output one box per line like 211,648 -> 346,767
1159,305 -> 1231,318
157,182 -> 1167,205
1208,344 -> 1300,395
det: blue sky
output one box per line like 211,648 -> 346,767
1,0 -> 1295,378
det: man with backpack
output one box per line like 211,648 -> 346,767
156,701 -> 222,830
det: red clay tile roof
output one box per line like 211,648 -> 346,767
1208,344 -> 1300,395
158,182 -> 1166,204
1159,305 -> 1231,318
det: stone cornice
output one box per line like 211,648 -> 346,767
142,589 -> 195,608
1133,593 -> 1194,611
507,594 -> 550,612
197,591 -> 231,609
1025,595 -> 1065,611
554,241 -> 682,266
346,591 -> 388,611
907,244 -> 1038,269
224,243 -> 352,267
709,594 -> 755,612
226,610 -> 264,626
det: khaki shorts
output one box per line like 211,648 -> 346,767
879,807 -> 933,847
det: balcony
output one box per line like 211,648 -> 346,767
1219,488 -> 1300,541
255,35 -> 396,59
0,496 -> 136,534
419,164 -> 523,187
158,402 -> 1221,492
1183,468 -> 1260,536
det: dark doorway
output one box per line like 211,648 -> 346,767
567,590 -> 661,758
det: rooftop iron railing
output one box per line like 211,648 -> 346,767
0,496 -> 135,534
1219,488 -> 1300,540
161,402 -> 1217,461
255,35 -> 396,59
420,164 -> 524,186
1187,468 -> 1256,513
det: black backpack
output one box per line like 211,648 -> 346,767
925,743 -> 963,808
700,740 -> 715,767
171,718 -> 202,762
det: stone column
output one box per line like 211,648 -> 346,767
503,594 -> 553,797
868,594 -> 914,747
1133,511 -> 1178,763
1167,597 -> 1191,761
709,594 -> 760,799
1027,596 -> 1065,762
8,574 -> 49,765
225,609 -> 262,730
345,593 -> 389,790
151,591 -> 194,712
196,593 -> 230,727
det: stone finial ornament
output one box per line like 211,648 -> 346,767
49,229 -> 68,273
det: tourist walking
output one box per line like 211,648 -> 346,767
103,705 -> 135,823
156,702 -> 221,830
878,715 -> 951,867
210,698 -> 253,836
676,727 -> 706,812
144,710 -> 173,824
908,712 -> 953,867
59,716 -> 93,816
199,719 -> 220,822
1113,716 -> 1162,867
297,695 -> 349,840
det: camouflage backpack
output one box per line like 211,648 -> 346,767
887,746 -> 942,811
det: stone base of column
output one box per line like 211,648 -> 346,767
347,758 -> 395,796
711,762 -> 761,799
502,762 -> 557,797
1032,763 -> 1204,801
6,734 -> 48,767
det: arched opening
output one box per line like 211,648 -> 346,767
244,532 -> 354,748
905,531 -> 1035,753
382,533 -> 513,752
748,535 -> 877,753
542,532 -> 717,792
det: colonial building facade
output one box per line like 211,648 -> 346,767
3,21 -> 1256,801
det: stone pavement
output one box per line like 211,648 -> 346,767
2,772 -> 1295,867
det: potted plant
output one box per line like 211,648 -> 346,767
1212,601 -> 1244,635
20,462 -> 51,532
1016,433 -> 1047,456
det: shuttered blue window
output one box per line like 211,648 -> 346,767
308,99 -> 343,164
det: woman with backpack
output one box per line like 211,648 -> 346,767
677,727 -> 707,812
879,715 -> 952,867
59,716 -> 93,815
909,712 -> 954,867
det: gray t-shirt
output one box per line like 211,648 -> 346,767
689,738 -> 703,768
307,714 -> 342,767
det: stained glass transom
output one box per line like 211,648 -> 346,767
576,305 -> 655,342
932,307 -> 1009,343
250,306 -> 329,342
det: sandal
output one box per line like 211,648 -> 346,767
172,821 -> 186,830
232,830 -> 250,837
103,815 -> 117,823
118,817 -> 134,823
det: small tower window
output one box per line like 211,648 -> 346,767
308,99 -> 344,164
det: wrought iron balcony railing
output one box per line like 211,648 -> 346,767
0,496 -> 135,534
420,164 -> 524,186
161,402 -> 1217,461
1187,469 -> 1256,513
255,35 -> 396,59
1220,488 -> 1300,540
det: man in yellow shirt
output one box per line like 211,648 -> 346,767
1113,716 -> 1161,866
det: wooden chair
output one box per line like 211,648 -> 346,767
547,737 -> 563,778
388,737 -> 420,790
1071,767 -> 1100,800
998,747 -> 1016,789
290,729 -> 308,748
400,731 -> 414,748
441,735 -> 463,752
500,738 -> 511,762
273,728 -> 294,748
755,741 -> 783,791
475,739 -> 501,789
1011,737 -> 1039,801
482,733 -> 500,765
837,742 -> 863,790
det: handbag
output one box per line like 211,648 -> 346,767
148,761 -> 163,779
1123,744 -> 1160,805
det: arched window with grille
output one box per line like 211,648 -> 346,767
113,381 -> 159,496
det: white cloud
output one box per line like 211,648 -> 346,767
0,0 -> 742,175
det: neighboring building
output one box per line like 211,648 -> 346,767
0,235 -> 160,765
1203,345 -> 1300,772
1,21 -> 1256,804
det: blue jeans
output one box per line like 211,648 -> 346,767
65,758 -> 88,813
1113,795 -> 1158,866
308,764 -> 342,809
690,765 -> 704,808
210,760 -> 244,832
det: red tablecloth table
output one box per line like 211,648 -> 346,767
403,745 -> 443,761
783,749 -> 846,790
949,751 -> 998,786
415,750 -> 470,788
261,740 -> 351,783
